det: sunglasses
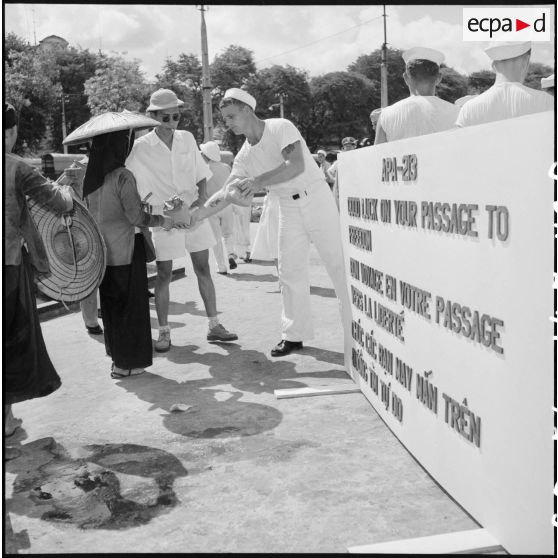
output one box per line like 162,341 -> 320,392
160,113 -> 180,123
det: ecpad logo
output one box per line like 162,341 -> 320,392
463,8 -> 551,41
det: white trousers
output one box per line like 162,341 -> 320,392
209,206 -> 235,272
278,182 -> 351,360
232,204 -> 251,255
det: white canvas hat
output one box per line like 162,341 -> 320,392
147,88 -> 184,111
200,141 -> 221,162
484,41 -> 531,61
222,88 -> 257,110
402,47 -> 445,66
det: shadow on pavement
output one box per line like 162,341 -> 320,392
249,259 -> 276,267
111,343 -> 347,439
309,286 -> 336,298
301,346 -> 345,367
226,272 -> 277,283
5,437 -> 187,532
167,342 -> 348,395
166,300 -> 219,318
113,369 -> 284,439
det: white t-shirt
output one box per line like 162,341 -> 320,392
126,130 -> 212,207
231,118 -> 325,196
379,96 -> 460,142
455,82 -> 554,127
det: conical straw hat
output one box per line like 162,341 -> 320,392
28,196 -> 106,303
63,111 -> 160,146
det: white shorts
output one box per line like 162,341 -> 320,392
152,219 -> 216,261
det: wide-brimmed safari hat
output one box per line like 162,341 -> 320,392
28,195 -> 106,303
63,111 -> 160,146
147,88 -> 184,112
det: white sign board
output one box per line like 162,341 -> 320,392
338,112 -> 554,554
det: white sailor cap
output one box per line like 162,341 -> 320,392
484,41 -> 531,61
402,47 -> 445,66
222,88 -> 257,110
541,74 -> 555,89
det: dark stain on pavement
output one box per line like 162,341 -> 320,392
6,438 -> 187,531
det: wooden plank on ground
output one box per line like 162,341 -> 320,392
347,528 -> 503,554
274,384 -> 360,399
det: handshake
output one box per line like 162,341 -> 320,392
205,178 -> 254,209
147,195 -> 201,231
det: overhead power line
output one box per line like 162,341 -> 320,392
255,14 -> 383,65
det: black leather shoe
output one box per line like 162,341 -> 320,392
271,340 -> 303,357
228,256 -> 237,270
86,324 -> 104,335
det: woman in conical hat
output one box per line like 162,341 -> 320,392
4,102 -> 74,460
70,112 -> 188,378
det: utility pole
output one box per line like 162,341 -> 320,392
61,94 -> 68,154
381,5 -> 388,108
198,5 -> 213,142
278,93 -> 285,118
32,5 -> 37,46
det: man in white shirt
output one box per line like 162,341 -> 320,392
456,42 -> 554,127
208,88 -> 351,358
199,141 -> 235,275
126,89 -> 238,351
375,47 -> 459,144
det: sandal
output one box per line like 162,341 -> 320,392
111,366 -> 145,379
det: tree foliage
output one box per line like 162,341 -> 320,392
84,53 -> 150,115
467,70 -> 495,94
525,62 -> 553,90
348,47 -> 407,107
50,46 -> 100,151
437,66 -> 468,103
244,65 -> 312,126
308,71 -> 377,149
5,44 -> 62,154
210,45 -> 257,96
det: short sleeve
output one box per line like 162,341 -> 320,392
274,119 -> 302,152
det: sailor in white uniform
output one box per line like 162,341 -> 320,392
456,42 -> 554,127
375,47 -> 459,144
201,88 -> 351,360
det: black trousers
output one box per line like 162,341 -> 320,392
99,234 -> 153,370
4,250 -> 62,404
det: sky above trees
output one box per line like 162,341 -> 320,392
5,4 -> 555,81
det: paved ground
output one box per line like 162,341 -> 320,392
4,224 -> 481,554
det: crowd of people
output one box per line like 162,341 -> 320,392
4,40 -> 554,460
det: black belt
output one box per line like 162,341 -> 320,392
292,190 -> 308,200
